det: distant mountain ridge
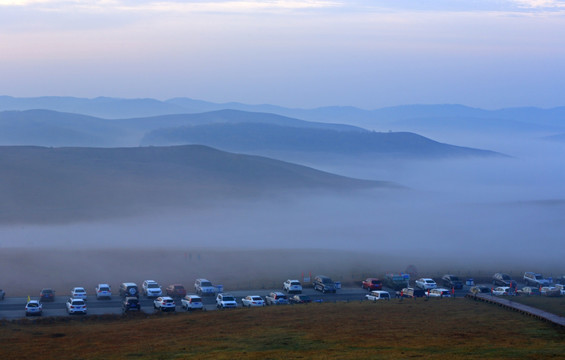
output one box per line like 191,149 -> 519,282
141,122 -> 500,158
0,145 -> 390,224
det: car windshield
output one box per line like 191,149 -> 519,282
322,278 -> 332,284
99,287 -> 109,291
291,281 -> 300,286
148,283 -> 159,288
425,280 -> 434,283
381,293 -> 390,298
299,295 -> 310,300
74,288 -> 85,293
201,281 -> 213,287
252,297 -> 262,301
502,274 -> 511,280
164,299 -> 173,303
73,300 -> 85,305
27,303 -> 38,307
174,286 -> 184,290
535,275 -> 543,280
223,296 -> 235,301
372,280 -> 381,284
42,289 -> 53,294
191,298 -> 202,303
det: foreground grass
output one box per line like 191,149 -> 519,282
509,296 -> 565,317
1,299 -> 564,359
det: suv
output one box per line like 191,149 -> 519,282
216,293 -> 237,309
40,288 -> 55,302
195,279 -> 217,296
71,287 -> 87,300
166,284 -> 187,298
66,298 -> 87,314
122,297 -> 141,313
313,275 -> 336,293
154,296 -> 176,312
283,280 -> 302,294
181,295 -> 204,311
142,280 -> 162,298
95,284 -> 112,300
401,287 -> 425,298
441,275 -> 463,289
266,292 -> 289,305
362,278 -> 383,291
493,273 -> 516,287
119,282 -> 139,298
524,272 -> 550,287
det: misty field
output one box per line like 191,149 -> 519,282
1,299 -> 563,359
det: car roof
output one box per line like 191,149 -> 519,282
196,278 -> 210,282
27,300 -> 40,304
98,283 -> 110,287
122,282 -> 137,286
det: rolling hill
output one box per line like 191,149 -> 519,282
141,122 -> 501,158
0,145 -> 391,224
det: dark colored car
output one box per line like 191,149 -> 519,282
313,275 -> 336,293
401,288 -> 425,298
493,273 -> 516,288
40,288 -> 55,302
289,294 -> 312,304
470,286 -> 491,295
441,275 -> 463,290
122,297 -> 141,313
119,283 -> 139,298
0,289 -> 5,300
362,278 -> 383,291
166,284 -> 187,298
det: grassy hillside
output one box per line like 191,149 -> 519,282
0,300 -> 563,359
0,145 -> 389,224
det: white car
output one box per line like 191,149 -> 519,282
492,286 -> 512,296
95,284 -> 112,300
428,288 -> 451,298
415,278 -> 437,290
153,296 -> 176,312
142,280 -> 163,298
365,290 -> 390,301
181,295 -> 204,311
283,280 -> 302,294
195,279 -> 217,296
25,300 -> 43,316
241,295 -> 265,307
66,298 -> 87,314
216,293 -> 237,309
71,287 -> 87,300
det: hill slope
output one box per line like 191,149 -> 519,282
141,122 -> 500,158
0,145 -> 389,224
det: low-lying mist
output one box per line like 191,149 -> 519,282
1,134 -> 563,295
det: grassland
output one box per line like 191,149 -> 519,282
1,299 -> 563,359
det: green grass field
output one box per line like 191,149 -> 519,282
1,298 -> 563,359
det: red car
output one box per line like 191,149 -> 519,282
362,278 -> 383,291
166,284 -> 187,298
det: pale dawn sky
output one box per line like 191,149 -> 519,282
1,0 -> 564,109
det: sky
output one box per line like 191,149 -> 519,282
0,0 -> 564,109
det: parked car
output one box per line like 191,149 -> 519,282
415,278 -> 437,290
166,284 -> 187,298
266,292 -> 289,305
428,288 -> 451,298
241,295 -> 265,307
519,287 -> 541,296
95,284 -> 112,300
289,294 -> 312,304
142,280 -> 163,298
66,298 -> 87,315
153,296 -> 176,312
0,289 -> 4,300
25,300 -> 43,316
362,278 -> 383,291
119,282 -> 139,298
401,287 -> 425,298
555,284 -> 565,295
492,286 -> 513,296
524,272 -> 550,287
313,275 -> 336,293
71,287 -> 87,300
216,293 -> 237,309
122,297 -> 141,313
40,288 -> 55,302
441,275 -> 463,289
470,286 -> 491,295
283,280 -> 302,294
181,295 -> 204,311
195,279 -> 217,296
365,290 -> 390,301
540,287 -> 561,297
492,273 -> 516,288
